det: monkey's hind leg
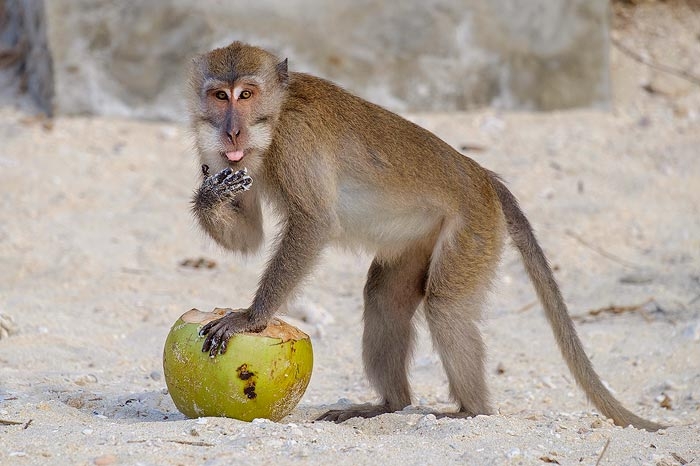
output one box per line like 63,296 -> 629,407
318,245 -> 431,422
423,222 -> 504,418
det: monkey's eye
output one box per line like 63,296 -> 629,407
239,89 -> 253,100
214,91 -> 228,101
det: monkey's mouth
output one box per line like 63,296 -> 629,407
222,150 -> 245,162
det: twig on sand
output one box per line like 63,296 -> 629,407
515,301 -> 538,313
0,419 -> 24,426
595,438 -> 611,466
126,439 -> 214,447
564,229 -> 642,269
671,452 -> 689,465
574,297 -> 657,323
166,440 -> 214,447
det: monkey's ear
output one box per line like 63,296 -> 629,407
276,58 -> 289,87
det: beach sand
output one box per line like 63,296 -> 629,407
1,3 -> 699,464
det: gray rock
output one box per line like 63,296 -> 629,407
8,0 -> 610,119
0,0 -> 53,114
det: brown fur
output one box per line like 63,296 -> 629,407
189,42 -> 662,430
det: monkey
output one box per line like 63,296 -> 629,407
188,41 -> 662,431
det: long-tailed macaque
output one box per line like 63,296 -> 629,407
189,42 -> 661,430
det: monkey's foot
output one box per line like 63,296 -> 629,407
199,309 -> 266,358
316,403 -> 393,423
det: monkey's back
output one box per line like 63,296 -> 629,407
266,72 -> 503,254
276,73 -> 496,210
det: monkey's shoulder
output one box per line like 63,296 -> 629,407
282,73 -> 369,118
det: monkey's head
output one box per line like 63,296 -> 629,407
189,42 -> 289,174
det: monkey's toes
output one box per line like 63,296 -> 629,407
316,410 -> 354,423
316,404 -> 391,423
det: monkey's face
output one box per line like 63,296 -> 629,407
190,42 -> 289,174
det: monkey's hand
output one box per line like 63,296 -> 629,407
194,167 -> 253,210
199,308 -> 267,357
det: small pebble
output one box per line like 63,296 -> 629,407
506,448 -> 522,459
655,393 -> 673,410
590,418 -> 608,429
94,454 -> 118,465
415,414 -> 437,429
681,321 -> 700,341
75,374 -> 98,386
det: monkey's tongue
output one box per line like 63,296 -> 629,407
225,150 -> 245,162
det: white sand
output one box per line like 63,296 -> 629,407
1,3 -> 699,464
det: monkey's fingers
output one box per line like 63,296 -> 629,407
199,318 -> 218,349
213,167 -> 233,184
198,318 -> 216,337
231,167 -> 248,178
199,311 -> 254,357
221,172 -> 253,196
223,168 -> 251,185
219,329 -> 234,354
200,319 -> 230,358
228,175 -> 253,191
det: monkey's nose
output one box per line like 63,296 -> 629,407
227,129 -> 241,142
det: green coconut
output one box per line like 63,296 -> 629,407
163,308 -> 313,422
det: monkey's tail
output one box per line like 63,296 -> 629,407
489,174 -> 663,431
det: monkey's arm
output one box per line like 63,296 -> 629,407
192,167 -> 264,254
201,209 -> 331,356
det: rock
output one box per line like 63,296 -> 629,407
0,0 -> 53,114
5,0 -> 610,119
0,313 -> 18,339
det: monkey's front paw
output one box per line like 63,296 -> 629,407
209,167 -> 253,199
194,167 -> 252,210
195,167 -> 253,210
316,403 -> 392,423
199,309 -> 265,358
